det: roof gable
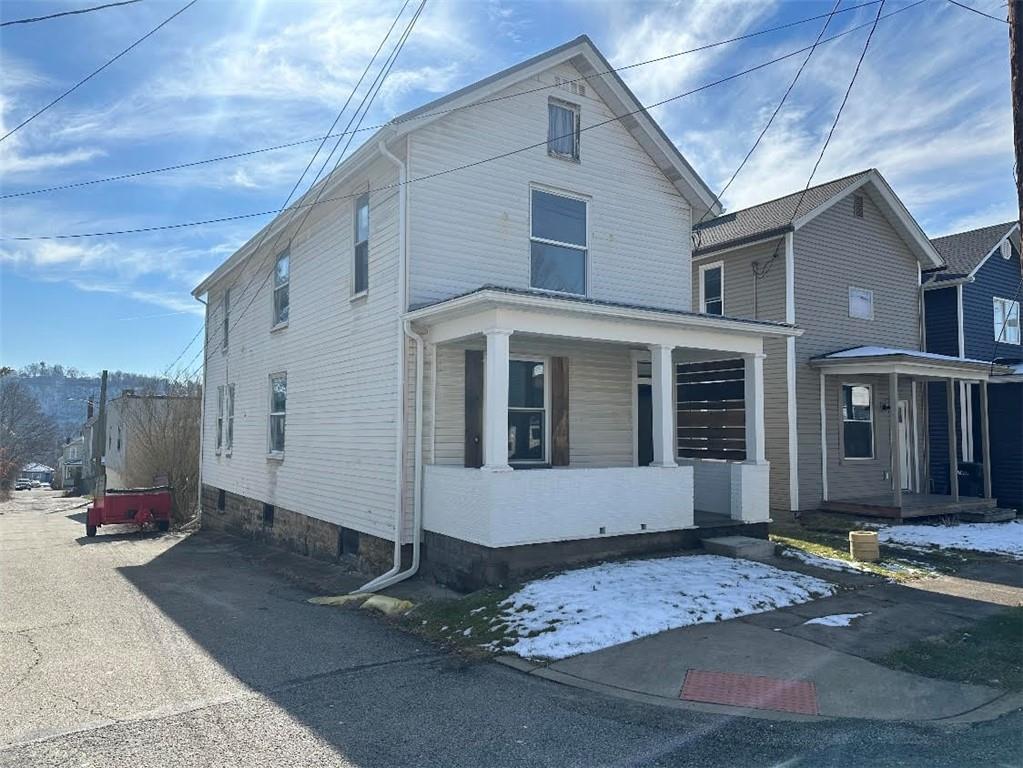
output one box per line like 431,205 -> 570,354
928,221 -> 1020,282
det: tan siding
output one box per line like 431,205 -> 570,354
408,62 -> 692,312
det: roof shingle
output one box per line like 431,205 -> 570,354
928,221 -> 1018,280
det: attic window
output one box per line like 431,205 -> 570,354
853,195 -> 864,218
548,98 -> 580,160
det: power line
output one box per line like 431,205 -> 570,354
3,0 -> 928,244
0,0 -> 142,27
0,0 -> 889,201
0,0 -> 198,144
945,0 -> 1010,22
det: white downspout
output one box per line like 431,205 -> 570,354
195,296 -> 208,523
359,138 -> 423,593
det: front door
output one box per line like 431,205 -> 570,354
637,383 -> 653,467
897,400 -> 912,491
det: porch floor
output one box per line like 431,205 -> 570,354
821,493 -> 998,520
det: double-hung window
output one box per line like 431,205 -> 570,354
508,359 -> 546,464
993,296 -> 1020,345
841,384 -> 873,459
216,385 -> 224,452
273,251 -> 290,327
353,193 -> 369,295
226,383 -> 235,452
269,373 -> 287,455
530,189 -> 586,295
547,98 -> 580,160
222,288 -> 230,351
700,262 -> 723,315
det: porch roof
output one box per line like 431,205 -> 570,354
810,345 -> 1013,380
406,285 -> 800,351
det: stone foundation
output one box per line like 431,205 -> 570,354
200,484 -> 407,575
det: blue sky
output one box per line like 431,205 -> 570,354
0,0 -> 1014,375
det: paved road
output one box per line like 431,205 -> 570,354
2,491 -> 1020,767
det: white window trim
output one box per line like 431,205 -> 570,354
352,192 -> 370,299
993,296 -> 1021,345
528,185 -> 589,297
699,261 -> 724,315
221,287 -> 231,352
226,383 -> 235,455
507,354 -> 550,466
547,97 -> 581,162
268,372 -> 287,459
848,286 -> 874,320
271,251 -> 290,331
215,385 -> 224,454
840,382 -> 875,461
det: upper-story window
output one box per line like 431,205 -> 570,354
699,262 -> 723,315
268,373 -> 287,455
216,385 -> 224,453
273,251 -> 290,327
353,193 -> 369,295
530,188 -> 586,295
116,424 -> 121,452
547,98 -> 579,160
994,296 -> 1021,345
222,288 -> 231,351
848,287 -> 874,320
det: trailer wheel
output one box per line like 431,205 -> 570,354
86,524 -> 97,537
157,520 -> 170,532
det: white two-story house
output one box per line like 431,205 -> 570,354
193,36 -> 799,591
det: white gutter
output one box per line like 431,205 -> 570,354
195,296 -> 208,522
359,139 -> 424,593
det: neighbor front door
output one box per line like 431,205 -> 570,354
897,400 -> 912,491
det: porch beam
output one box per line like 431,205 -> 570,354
980,380 -> 992,499
649,344 -> 677,468
889,372 -> 902,508
482,329 -> 512,472
744,352 -> 767,464
946,379 -> 959,501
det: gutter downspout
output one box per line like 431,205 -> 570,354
359,138 -> 423,593
195,296 -> 208,523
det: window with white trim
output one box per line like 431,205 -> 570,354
841,384 -> 873,459
547,98 -> 580,160
994,296 -> 1020,345
353,193 -> 369,295
272,251 -> 289,327
222,288 -> 230,351
848,287 -> 874,320
700,262 -> 723,315
508,359 -> 546,464
216,385 -> 224,453
268,373 -> 287,454
530,188 -> 586,295
226,383 -> 235,452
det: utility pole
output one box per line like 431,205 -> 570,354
1011,0 -> 1023,279
92,370 -> 108,498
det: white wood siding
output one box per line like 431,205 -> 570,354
201,154 -> 402,542
408,62 -> 692,311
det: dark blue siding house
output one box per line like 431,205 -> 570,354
924,221 -> 1022,511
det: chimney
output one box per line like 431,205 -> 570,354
86,399 -> 94,419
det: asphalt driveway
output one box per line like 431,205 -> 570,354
2,490 -> 1021,767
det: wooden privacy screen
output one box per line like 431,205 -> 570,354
676,358 -> 746,461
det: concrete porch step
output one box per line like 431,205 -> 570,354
702,535 -> 778,561
958,508 -> 1018,524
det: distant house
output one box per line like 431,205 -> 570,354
21,463 -> 54,484
692,169 -> 1011,519
103,391 -> 200,490
924,222 -> 1022,510
56,436 -> 84,490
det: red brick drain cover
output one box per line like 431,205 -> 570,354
680,669 -> 819,715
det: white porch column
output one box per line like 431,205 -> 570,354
649,344 -> 677,468
744,352 -> 767,464
483,329 -> 512,472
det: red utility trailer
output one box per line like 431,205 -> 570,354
86,487 -> 172,537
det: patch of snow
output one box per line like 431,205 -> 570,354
500,555 -> 837,660
878,520 -> 1023,559
802,612 -> 870,627
781,548 -> 865,573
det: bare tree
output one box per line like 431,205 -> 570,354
116,384 -> 201,524
0,370 -> 59,491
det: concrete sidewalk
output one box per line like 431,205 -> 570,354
500,558 -> 1023,723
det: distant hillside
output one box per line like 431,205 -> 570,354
11,363 -> 171,439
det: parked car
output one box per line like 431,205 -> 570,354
30,479 -> 41,488
14,479 -> 32,490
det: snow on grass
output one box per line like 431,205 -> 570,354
878,520 -> 1023,559
499,555 -> 837,660
781,548 -> 865,573
803,612 -> 870,627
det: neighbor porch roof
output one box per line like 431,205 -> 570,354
810,345 -> 1012,380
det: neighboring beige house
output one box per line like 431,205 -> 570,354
193,36 -> 799,591
692,169 -> 1010,518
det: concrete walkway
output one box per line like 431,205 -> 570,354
500,558 -> 1023,723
